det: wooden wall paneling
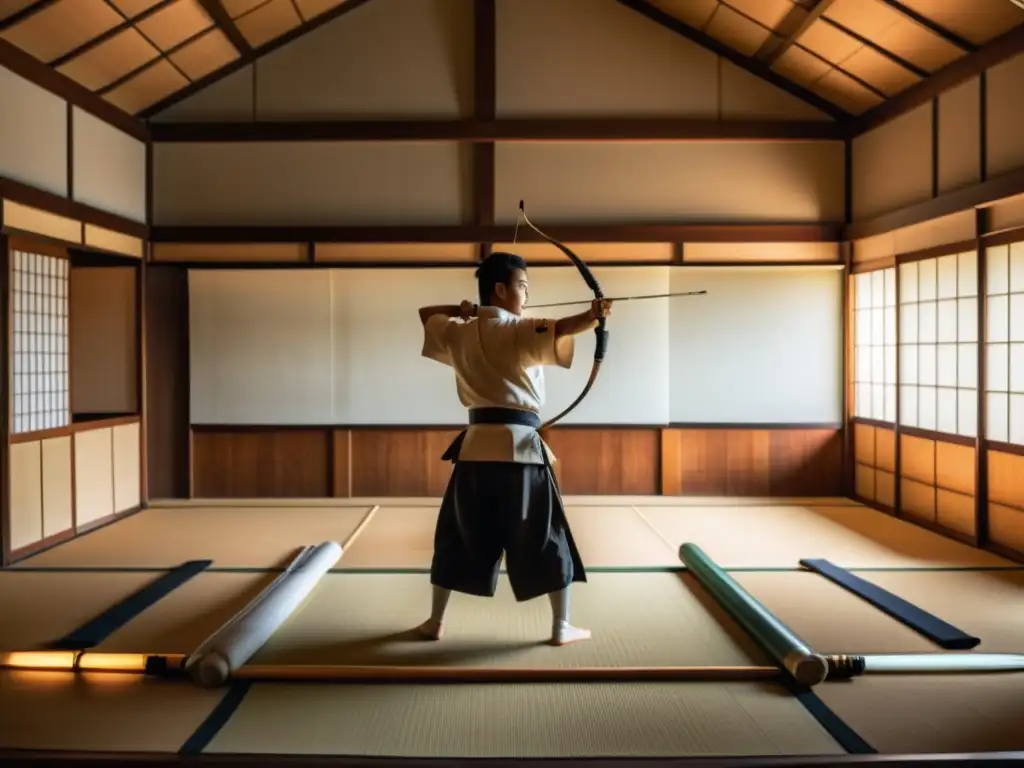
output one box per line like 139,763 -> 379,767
190,428 -> 332,499
875,427 -> 896,509
853,422 -> 876,501
349,429 -> 460,498
768,429 -> 844,497
331,429 -> 351,498
987,450 -> 1024,554
541,428 -> 660,496
69,265 -> 138,416
934,440 -> 976,538
899,433 -> 936,523
660,427 -> 843,497
145,265 -> 189,499
660,428 -> 683,496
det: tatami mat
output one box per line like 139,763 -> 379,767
335,506 -> 437,568
251,571 -> 769,669
0,569 -> 276,654
0,670 -> 225,753
204,681 -> 844,757
338,505 -> 678,569
13,507 -> 370,569
736,570 -> 1024,655
640,504 -> 1012,568
0,570 -> 186,651
817,674 -> 1024,754
95,572 -> 279,655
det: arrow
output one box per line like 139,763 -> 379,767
526,290 -> 707,309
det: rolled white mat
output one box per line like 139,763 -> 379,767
862,653 -> 1024,674
189,541 -> 342,687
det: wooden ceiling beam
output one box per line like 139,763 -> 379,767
850,21 -> 1024,136
822,17 -> 930,79
150,221 -> 844,244
845,165 -> 1024,240
0,0 -> 58,31
47,0 -> 178,67
149,117 -> 847,142
877,0 -> 976,53
196,0 -> 252,56
760,0 -> 841,65
616,0 -> 851,122
139,0 -> 375,119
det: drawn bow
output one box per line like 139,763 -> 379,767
516,200 -> 608,430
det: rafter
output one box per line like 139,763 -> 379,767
877,0 -> 976,53
0,0 -> 57,31
760,0 -> 840,65
196,0 -> 252,56
851,21 -> 1024,135
822,17 -> 930,79
616,0 -> 851,122
101,0 -> 193,87
47,0 -> 178,67
138,0 -> 375,119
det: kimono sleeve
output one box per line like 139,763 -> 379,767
421,313 -> 455,366
514,317 -> 574,369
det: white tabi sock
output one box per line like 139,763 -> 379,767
547,587 -> 591,646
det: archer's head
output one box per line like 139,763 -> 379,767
476,251 -> 529,315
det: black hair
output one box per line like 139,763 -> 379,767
475,251 -> 528,305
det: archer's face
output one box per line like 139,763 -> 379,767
497,268 -> 529,315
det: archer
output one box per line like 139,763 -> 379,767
416,250 -> 613,646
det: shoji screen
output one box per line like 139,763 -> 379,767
11,247 -> 70,435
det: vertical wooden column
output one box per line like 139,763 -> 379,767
841,241 -> 853,496
974,69 -> 989,548
842,137 -> 854,498
0,230 -> 9,566
0,230 -> 8,565
893,257 -> 902,518
473,0 -> 496,261
975,207 -> 989,548
137,257 -> 148,505
140,134 -> 153,505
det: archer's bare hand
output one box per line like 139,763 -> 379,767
589,299 -> 612,320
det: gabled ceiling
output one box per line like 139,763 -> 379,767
0,0 -> 359,116
0,0 -> 1023,124
639,0 -> 1024,116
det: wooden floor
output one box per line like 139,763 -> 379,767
1,496 -> 1023,761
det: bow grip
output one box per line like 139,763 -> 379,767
594,319 -> 609,362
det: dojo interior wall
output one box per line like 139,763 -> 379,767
847,48 -> 1024,559
0,63 -> 146,565
145,0 -> 848,502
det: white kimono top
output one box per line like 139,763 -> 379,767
422,305 -> 575,464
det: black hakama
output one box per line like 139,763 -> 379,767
429,407 -> 587,602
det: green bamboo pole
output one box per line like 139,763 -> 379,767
680,543 -> 829,687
